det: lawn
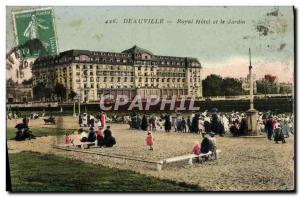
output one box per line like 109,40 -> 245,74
8,151 -> 202,192
6,128 -> 72,140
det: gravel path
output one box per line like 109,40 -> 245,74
7,117 -> 294,191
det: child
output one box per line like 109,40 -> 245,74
192,141 -> 201,163
72,131 -> 81,146
192,141 -> 200,155
65,130 -> 71,144
146,132 -> 154,151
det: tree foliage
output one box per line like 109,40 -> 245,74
264,74 -> 277,84
68,89 -> 77,101
33,82 -> 52,100
202,74 -> 243,97
54,83 -> 67,101
202,74 -> 224,97
256,80 -> 279,94
223,77 -> 244,96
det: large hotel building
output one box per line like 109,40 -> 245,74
32,46 -> 203,102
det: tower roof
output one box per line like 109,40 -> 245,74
122,45 -> 153,55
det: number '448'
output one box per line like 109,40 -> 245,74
105,19 -> 117,24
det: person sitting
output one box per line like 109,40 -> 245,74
22,128 -> 35,140
274,125 -> 286,144
65,131 -> 72,144
104,126 -> 116,147
96,126 -> 105,147
87,127 -> 96,142
79,128 -> 88,142
200,132 -> 215,160
72,131 -> 81,146
192,141 -> 201,163
14,123 -> 28,141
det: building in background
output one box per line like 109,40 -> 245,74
32,45 -> 202,102
6,79 -> 33,103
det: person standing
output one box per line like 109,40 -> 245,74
78,113 -> 83,127
87,113 -> 91,127
187,116 -> 191,133
266,116 -> 274,140
164,114 -> 172,132
82,113 -> 87,127
181,117 -> 187,133
136,115 -> 142,130
191,114 -> 200,133
141,115 -> 148,131
146,132 -> 154,151
100,112 -> 106,129
90,113 -> 95,128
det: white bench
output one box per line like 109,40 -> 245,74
60,142 -> 95,149
157,150 -> 221,171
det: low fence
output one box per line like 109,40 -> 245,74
7,97 -> 294,114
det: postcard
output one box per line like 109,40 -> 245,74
6,6 -> 294,192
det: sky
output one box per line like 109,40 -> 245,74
6,6 -> 294,82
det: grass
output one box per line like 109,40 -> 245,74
6,128 -> 72,140
8,151 -> 202,192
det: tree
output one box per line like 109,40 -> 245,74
33,82 -> 51,100
202,75 -> 243,97
256,80 -> 279,94
54,83 -> 67,102
223,77 -> 244,96
202,74 -> 224,97
68,89 -> 77,101
264,74 -> 277,84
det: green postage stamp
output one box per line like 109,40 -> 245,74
12,7 -> 58,59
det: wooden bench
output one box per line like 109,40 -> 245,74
157,150 -> 221,170
43,118 -> 56,125
59,142 -> 95,149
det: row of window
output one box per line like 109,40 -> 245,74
76,64 -> 132,71
79,71 -> 134,77
79,83 -> 186,89
91,52 -> 132,58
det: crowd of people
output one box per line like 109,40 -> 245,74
124,110 -> 293,143
65,125 -> 116,148
78,112 -> 107,128
13,109 -> 293,152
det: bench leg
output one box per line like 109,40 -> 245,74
157,163 -> 162,171
188,158 -> 193,165
81,145 -> 84,149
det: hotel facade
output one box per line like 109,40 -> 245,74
32,46 -> 202,102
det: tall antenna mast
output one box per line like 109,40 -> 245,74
249,48 -> 252,69
248,48 -> 254,110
